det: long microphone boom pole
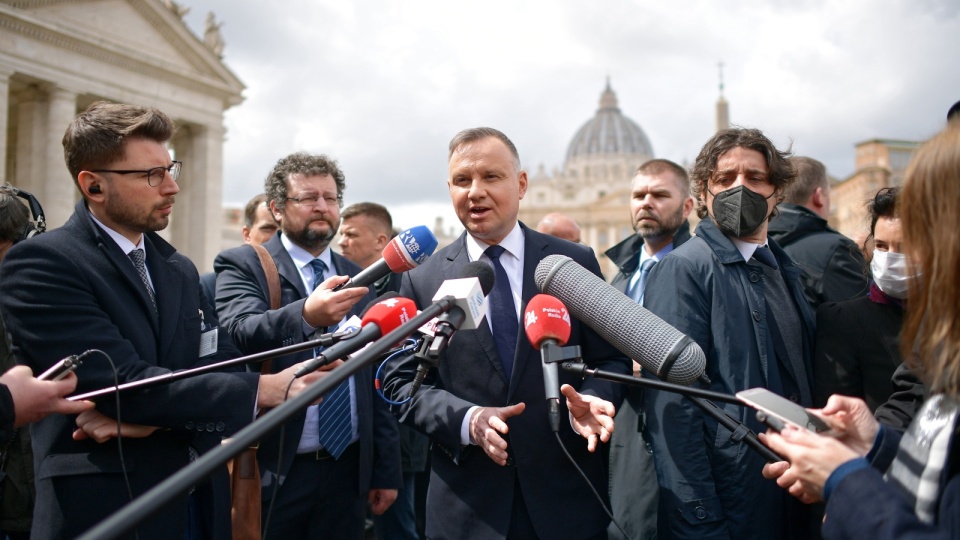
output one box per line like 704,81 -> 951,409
68,328 -> 359,402
563,362 -> 782,464
76,296 -> 459,540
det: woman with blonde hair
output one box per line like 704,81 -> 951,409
760,122 -> 960,539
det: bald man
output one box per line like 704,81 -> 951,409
535,212 -> 581,243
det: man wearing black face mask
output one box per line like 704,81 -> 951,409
641,128 -> 817,540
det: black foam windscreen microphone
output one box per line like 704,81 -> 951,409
534,254 -> 707,385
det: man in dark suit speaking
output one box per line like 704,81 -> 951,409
0,102 -> 324,540
383,127 -> 630,540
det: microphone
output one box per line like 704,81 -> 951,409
334,225 -> 438,291
406,262 -> 494,399
523,294 -> 571,432
534,254 -> 707,386
294,295 -> 417,378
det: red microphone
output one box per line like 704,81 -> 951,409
294,295 -> 417,377
524,294 -> 572,432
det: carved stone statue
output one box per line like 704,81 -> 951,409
203,12 -> 225,58
162,0 -> 190,19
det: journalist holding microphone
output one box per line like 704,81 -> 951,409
382,127 -> 630,540
761,121 -> 960,539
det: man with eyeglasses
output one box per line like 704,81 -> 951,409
215,152 -> 401,539
0,102 -> 332,540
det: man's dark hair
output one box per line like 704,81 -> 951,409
636,158 -> 690,196
341,202 -> 393,233
867,186 -> 900,237
62,101 -> 175,190
782,156 -> 828,205
243,193 -> 269,228
448,127 -> 520,171
264,152 -> 346,210
690,127 -> 795,219
0,187 -> 30,243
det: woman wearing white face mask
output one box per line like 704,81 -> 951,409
812,187 -> 909,412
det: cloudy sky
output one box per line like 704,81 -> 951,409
180,0 -> 960,234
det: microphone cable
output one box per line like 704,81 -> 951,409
374,338 -> 419,406
261,372 -> 297,538
77,349 -> 141,540
553,432 -> 630,540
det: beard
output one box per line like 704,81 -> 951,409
284,218 -> 338,252
104,195 -> 174,233
635,205 -> 686,241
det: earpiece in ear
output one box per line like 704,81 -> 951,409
89,185 -> 102,194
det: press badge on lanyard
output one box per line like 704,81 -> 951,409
199,309 -> 218,357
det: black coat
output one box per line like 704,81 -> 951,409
0,201 -> 258,540
813,287 -> 905,410
768,204 -> 868,309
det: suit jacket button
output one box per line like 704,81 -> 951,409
196,423 -> 205,432
752,310 -> 761,322
216,422 -> 225,432
206,422 -> 216,432
749,272 -> 760,283
695,506 -> 707,519
789,394 -> 800,403
185,421 -> 194,430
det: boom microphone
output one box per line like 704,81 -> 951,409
523,294 -> 571,432
334,225 -> 439,291
534,254 -> 706,385
406,262 -> 494,399
294,295 -> 417,378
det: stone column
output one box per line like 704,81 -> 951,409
0,66 -> 12,184
43,86 -> 78,228
14,87 -> 45,198
171,121 -> 225,271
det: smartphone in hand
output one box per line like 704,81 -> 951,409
737,388 -> 830,433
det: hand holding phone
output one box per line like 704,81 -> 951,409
737,387 -> 830,433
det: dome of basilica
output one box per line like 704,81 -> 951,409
564,80 -> 653,162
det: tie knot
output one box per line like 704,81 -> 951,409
485,245 -> 507,261
753,245 -> 778,269
639,258 -> 657,273
308,259 -> 328,289
128,249 -> 145,267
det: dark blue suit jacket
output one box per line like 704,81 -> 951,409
0,201 -> 259,540
214,233 -> 401,500
383,224 -> 631,540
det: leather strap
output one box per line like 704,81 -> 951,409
252,244 -> 280,376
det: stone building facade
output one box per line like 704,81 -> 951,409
519,81 -> 654,277
829,138 -> 920,246
1,0 -> 243,270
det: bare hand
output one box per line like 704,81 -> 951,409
818,395 -> 879,456
302,275 -> 369,328
469,403 -> 526,466
256,359 -> 344,409
72,408 -> 159,443
561,384 -> 615,452
760,426 -> 860,503
1,366 -> 93,427
368,488 -> 398,515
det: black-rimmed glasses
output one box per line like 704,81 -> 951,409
90,161 -> 182,187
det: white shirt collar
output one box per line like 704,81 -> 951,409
465,221 -> 524,263
280,234 -> 334,290
730,237 -> 770,263
89,211 -> 144,256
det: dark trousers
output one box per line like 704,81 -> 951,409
262,443 -> 364,540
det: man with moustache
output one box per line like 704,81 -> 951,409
383,127 -> 630,540
642,128 -> 815,539
603,158 -> 694,540
215,152 -> 401,539
0,102 -> 324,539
